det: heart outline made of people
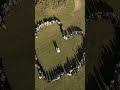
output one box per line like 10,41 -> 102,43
35,16 -> 85,82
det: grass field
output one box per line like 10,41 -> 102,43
35,66 -> 85,90
36,25 -> 83,70
35,0 -> 85,90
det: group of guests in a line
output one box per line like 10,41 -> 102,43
35,16 -> 62,38
64,26 -> 85,40
35,16 -> 67,38
35,16 -> 85,39
0,0 -> 17,29
35,47 -> 85,82
35,54 -> 46,79
44,64 -> 65,82
109,62 -> 120,89
86,0 -> 120,30
64,52 -> 85,76
35,54 -> 65,81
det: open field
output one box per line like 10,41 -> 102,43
74,0 -> 81,12
35,0 -> 85,90
35,66 -> 85,90
36,25 -> 83,70
35,0 -> 85,31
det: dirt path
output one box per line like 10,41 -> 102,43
74,0 -> 81,12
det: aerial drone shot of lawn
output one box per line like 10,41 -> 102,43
35,0 -> 85,90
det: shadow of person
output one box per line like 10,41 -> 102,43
52,40 -> 58,50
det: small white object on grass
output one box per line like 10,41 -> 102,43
63,36 -> 66,39
57,22 -> 61,25
56,48 -> 60,53
46,21 -> 49,26
67,73 -> 72,76
49,22 -> 52,25
35,64 -> 37,67
63,36 -> 68,40
65,37 -> 68,40
39,76 -> 42,79
36,36 -> 38,38
44,22 -> 47,26
52,20 -> 55,24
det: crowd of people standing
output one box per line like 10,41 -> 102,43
35,16 -> 85,39
35,48 -> 85,82
35,15 -> 85,82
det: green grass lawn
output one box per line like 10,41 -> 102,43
35,66 -> 85,90
35,0 -> 85,90
35,0 -> 85,31
36,24 -> 83,70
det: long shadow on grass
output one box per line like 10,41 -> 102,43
44,26 -> 85,82
52,40 -> 58,49
66,26 -> 83,35
36,16 -> 85,82
86,27 -> 120,89
37,43 -> 85,82
36,16 -> 60,25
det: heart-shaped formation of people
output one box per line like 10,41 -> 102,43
86,0 -> 120,89
35,16 -> 85,82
